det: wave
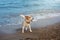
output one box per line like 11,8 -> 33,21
28,13 -> 60,21
0,13 -> 60,26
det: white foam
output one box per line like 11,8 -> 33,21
6,23 -> 21,25
31,13 -> 60,22
2,13 -> 60,25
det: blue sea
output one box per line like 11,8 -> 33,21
0,0 -> 60,34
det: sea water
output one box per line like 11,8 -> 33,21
0,0 -> 60,34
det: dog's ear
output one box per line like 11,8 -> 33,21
20,15 -> 25,18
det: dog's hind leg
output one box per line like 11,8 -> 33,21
25,27 -> 28,31
22,26 -> 24,33
29,25 -> 32,32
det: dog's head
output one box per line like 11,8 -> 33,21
25,16 -> 33,22
20,15 -> 33,22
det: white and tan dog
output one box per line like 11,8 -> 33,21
20,15 -> 33,33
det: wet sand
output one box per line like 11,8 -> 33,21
0,22 -> 60,40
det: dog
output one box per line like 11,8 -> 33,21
20,15 -> 33,33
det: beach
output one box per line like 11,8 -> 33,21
0,0 -> 60,40
0,22 -> 60,40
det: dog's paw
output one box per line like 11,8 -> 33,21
30,30 -> 32,32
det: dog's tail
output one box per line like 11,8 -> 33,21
20,14 -> 25,18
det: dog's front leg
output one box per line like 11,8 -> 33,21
29,24 -> 32,32
22,26 -> 24,33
